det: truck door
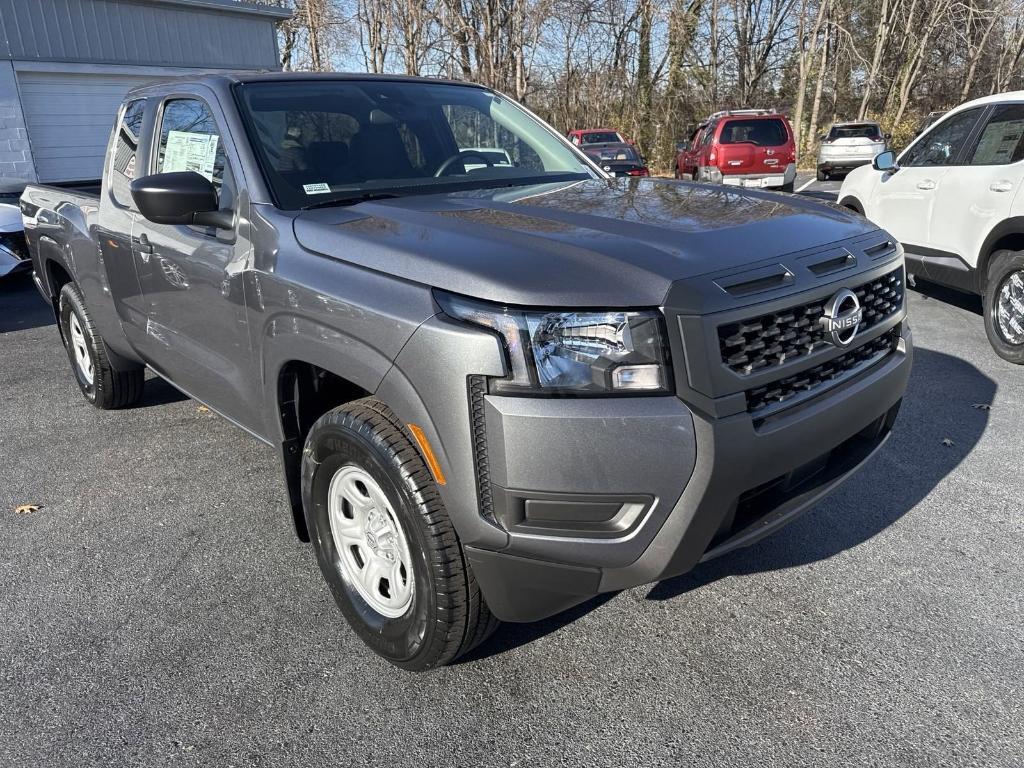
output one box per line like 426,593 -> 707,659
132,95 -> 261,433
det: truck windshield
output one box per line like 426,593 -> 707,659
234,80 -> 595,210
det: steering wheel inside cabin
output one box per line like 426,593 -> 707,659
434,150 -> 496,177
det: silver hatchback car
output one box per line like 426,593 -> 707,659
817,121 -> 888,180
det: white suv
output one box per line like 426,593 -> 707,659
838,93 -> 1024,364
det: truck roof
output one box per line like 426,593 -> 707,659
126,71 -> 486,98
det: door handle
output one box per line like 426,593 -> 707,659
916,180 -> 936,191
132,233 -> 153,263
990,180 -> 1014,193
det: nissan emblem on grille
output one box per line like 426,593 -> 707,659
819,289 -> 863,347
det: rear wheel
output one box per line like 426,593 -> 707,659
817,167 -> 829,181
58,283 -> 144,409
301,397 -> 498,670
781,181 -> 795,193
983,249 -> 1024,364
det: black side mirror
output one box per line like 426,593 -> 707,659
884,133 -> 892,142
819,134 -> 827,142
130,172 -> 232,228
675,142 -> 687,153
873,150 -> 898,172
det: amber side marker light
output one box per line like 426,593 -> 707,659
407,424 -> 447,486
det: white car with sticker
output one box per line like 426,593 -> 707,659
838,91 -> 1024,364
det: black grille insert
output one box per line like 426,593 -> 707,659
745,328 -> 899,414
718,268 -> 904,375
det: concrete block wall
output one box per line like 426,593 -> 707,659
0,61 -> 37,182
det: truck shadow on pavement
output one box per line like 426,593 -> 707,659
910,279 -> 984,316
465,346 -> 994,661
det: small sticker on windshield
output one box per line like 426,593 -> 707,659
303,183 -> 331,195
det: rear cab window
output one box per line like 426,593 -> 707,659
581,131 -> 624,145
827,124 -> 882,141
109,99 -> 146,209
719,118 -> 789,147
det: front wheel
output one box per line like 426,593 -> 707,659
817,167 -> 829,181
983,249 -> 1024,364
58,283 -> 144,409
301,397 -> 498,670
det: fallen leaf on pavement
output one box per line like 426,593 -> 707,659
197,405 -> 210,413
941,438 -> 955,447
972,403 -> 992,411
14,504 -> 41,514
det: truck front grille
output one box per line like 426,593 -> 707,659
746,327 -> 899,414
718,267 -> 903,376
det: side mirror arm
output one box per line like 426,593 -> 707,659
192,209 -> 234,230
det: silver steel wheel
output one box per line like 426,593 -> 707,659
68,311 -> 94,385
996,269 -> 1024,345
327,465 -> 414,618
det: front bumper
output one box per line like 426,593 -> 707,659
468,323 -> 911,621
381,244 -> 912,624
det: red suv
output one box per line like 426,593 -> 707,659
674,110 -> 797,192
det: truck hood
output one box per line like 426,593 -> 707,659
293,178 -> 878,306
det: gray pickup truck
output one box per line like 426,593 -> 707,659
21,73 -> 912,670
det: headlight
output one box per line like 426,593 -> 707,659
435,291 -> 672,395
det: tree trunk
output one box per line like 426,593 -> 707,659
805,2 -> 831,156
858,0 -> 895,119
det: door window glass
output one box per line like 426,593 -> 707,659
109,99 -> 146,208
156,99 -> 234,211
966,104 -> 1024,166
901,108 -> 983,167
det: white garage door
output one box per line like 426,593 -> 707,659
16,70 -> 158,183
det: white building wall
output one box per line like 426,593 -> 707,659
0,61 -> 35,181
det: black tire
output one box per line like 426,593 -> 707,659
301,397 -> 498,671
58,283 -> 144,409
817,167 -> 829,181
781,180 -> 795,193
983,249 -> 1024,365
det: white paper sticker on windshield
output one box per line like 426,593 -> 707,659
162,130 -> 219,181
303,183 -> 331,195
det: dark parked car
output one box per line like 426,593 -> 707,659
582,142 -> 650,177
21,73 -> 911,671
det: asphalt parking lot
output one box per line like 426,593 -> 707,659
2,230 -> 1023,765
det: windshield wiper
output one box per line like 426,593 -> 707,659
302,191 -> 402,211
